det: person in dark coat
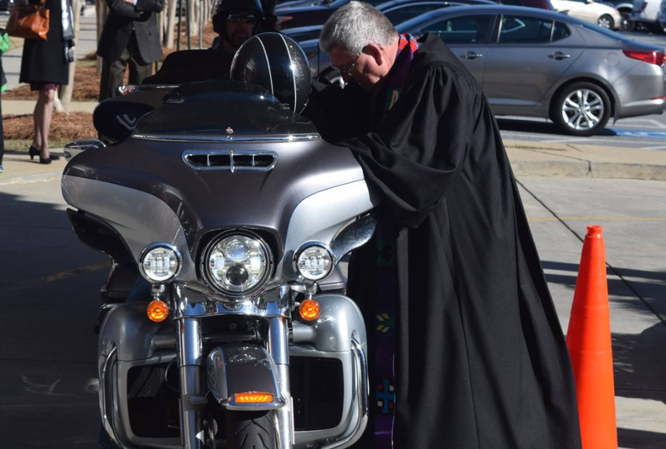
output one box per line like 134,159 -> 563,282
142,0 -> 264,85
19,0 -> 75,164
97,0 -> 165,100
307,3 -> 583,448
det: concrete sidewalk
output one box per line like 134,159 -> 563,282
3,127 -> 666,185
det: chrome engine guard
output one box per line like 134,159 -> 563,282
98,294 -> 369,449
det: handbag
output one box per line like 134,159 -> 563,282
6,0 -> 50,41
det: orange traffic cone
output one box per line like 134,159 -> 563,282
566,225 -> 617,449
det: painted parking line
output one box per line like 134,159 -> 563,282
608,129 -> 666,139
528,216 -> 666,222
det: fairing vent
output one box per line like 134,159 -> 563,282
183,150 -> 278,172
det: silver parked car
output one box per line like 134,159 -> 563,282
304,5 -> 666,135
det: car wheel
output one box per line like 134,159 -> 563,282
619,12 -> 635,31
551,82 -> 611,136
597,14 -> 614,29
650,22 -> 665,33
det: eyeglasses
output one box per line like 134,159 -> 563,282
333,51 -> 362,76
227,13 -> 258,24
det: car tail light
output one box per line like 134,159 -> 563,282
622,50 -> 665,66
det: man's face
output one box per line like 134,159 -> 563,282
329,46 -> 382,92
225,11 -> 257,50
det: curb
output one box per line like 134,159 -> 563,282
510,160 -> 666,181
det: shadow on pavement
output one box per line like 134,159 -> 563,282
541,259 -> 666,448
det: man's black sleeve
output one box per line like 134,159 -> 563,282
340,63 -> 478,228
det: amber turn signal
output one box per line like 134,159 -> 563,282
299,299 -> 321,321
234,392 -> 275,404
147,299 -> 169,322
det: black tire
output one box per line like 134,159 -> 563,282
551,82 -> 611,136
619,12 -> 635,31
650,22 -> 665,34
226,411 -> 277,449
597,14 -> 614,29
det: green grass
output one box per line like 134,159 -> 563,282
4,139 -> 72,152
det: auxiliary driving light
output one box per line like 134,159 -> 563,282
140,243 -> 182,283
299,299 -> 321,321
147,299 -> 170,322
294,244 -> 333,281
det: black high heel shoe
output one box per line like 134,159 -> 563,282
28,145 -> 39,160
29,146 -> 60,162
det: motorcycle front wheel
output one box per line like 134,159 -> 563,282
226,411 -> 277,449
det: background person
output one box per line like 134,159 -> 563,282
143,0 -> 265,85
97,0 -> 165,101
307,3 -> 583,448
19,0 -> 75,164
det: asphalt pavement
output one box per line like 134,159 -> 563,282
0,10 -> 665,449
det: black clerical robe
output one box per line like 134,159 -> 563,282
308,34 -> 583,449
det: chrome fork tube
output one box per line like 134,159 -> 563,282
268,317 -> 293,449
177,318 -> 204,449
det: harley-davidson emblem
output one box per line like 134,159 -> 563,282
226,127 -> 234,135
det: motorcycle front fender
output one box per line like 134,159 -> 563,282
206,344 -> 286,411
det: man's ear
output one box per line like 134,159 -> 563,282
364,43 -> 385,66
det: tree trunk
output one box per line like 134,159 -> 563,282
96,0 -> 108,74
165,0 -> 177,48
59,0 -> 83,113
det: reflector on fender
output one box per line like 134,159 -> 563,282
234,392 -> 275,404
299,299 -> 321,321
147,299 -> 169,322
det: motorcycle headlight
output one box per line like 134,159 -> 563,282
203,233 -> 272,296
294,243 -> 333,281
140,243 -> 182,283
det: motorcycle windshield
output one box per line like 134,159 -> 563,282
133,80 -> 317,139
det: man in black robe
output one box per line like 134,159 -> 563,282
308,3 -> 583,448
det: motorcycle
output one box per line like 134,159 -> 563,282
62,35 -> 377,449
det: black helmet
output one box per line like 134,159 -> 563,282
231,33 -> 310,115
213,0 -> 264,35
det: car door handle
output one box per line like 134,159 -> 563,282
549,52 -> 571,60
460,51 -> 483,59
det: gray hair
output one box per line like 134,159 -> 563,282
319,1 -> 398,55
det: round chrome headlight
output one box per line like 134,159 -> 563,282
140,243 -> 182,283
203,233 -> 271,296
294,243 -> 333,281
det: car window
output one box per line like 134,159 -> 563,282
498,15 -> 560,43
551,21 -> 571,41
384,4 -> 451,25
420,15 -> 494,44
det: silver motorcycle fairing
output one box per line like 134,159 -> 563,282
62,139 -> 377,291
98,294 -> 368,449
207,344 -> 285,410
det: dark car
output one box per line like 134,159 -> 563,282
0,0 -> 16,14
283,0 -> 495,41
277,0 -> 553,30
303,5 -> 666,135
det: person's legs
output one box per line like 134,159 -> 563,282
32,92 -> 43,150
127,35 -> 152,85
99,49 -> 131,101
0,95 -> 4,172
36,88 -> 55,159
